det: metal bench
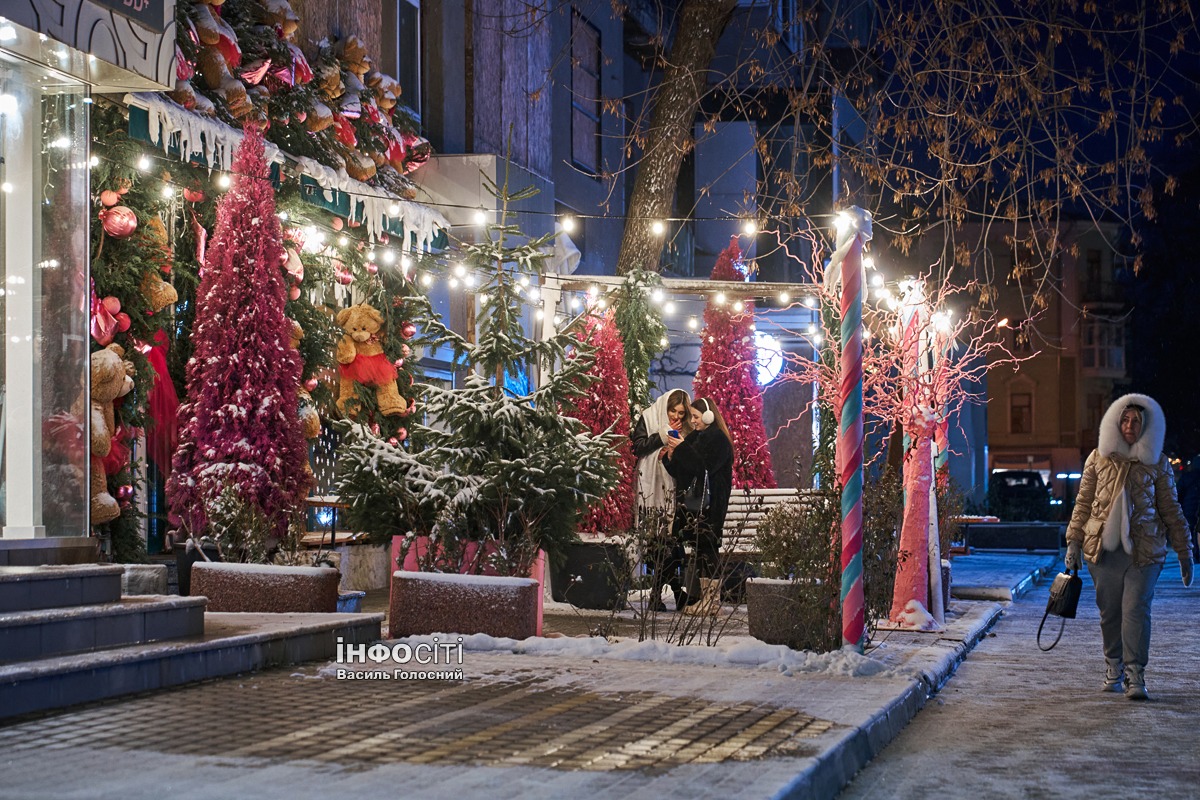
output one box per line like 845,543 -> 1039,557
721,488 -> 820,559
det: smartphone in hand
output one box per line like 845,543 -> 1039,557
667,429 -> 681,439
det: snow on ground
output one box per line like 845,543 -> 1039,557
320,630 -> 898,680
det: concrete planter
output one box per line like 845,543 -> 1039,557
389,571 -> 539,640
191,562 -> 339,613
746,577 -> 813,650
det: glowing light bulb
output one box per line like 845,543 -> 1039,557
161,185 -> 175,198
651,288 -> 664,303
733,300 -> 745,312
660,337 -> 669,347
88,156 -> 99,167
449,277 -> 460,289
871,273 -> 885,288
217,174 -> 231,190
664,301 -> 676,314
453,263 -> 466,278
561,216 -> 576,233
474,207 -> 487,225
651,220 -> 665,236
0,182 -> 12,194
804,297 -> 817,308
420,273 -> 433,287
137,155 -> 151,171
687,317 -> 698,330
715,292 -> 726,305
338,236 -> 349,246
389,202 -> 401,216
741,219 -> 757,235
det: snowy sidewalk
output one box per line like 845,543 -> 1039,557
0,555 -> 1053,800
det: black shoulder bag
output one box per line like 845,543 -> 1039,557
682,471 -> 709,514
1036,568 -> 1082,651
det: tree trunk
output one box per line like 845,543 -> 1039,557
616,0 -> 736,275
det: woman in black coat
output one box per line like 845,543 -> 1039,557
663,397 -> 733,612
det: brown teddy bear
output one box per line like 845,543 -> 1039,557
335,303 -> 405,417
289,320 -> 323,440
91,344 -> 135,525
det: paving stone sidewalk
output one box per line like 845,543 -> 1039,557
0,554 -> 1052,800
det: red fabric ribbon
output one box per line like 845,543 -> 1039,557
142,331 -> 180,479
90,280 -> 118,346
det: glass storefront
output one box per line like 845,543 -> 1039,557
0,47 -> 90,537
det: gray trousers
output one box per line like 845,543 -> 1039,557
1086,548 -> 1164,670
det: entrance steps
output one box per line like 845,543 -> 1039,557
0,564 -> 381,720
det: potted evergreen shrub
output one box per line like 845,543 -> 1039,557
337,171 -> 618,638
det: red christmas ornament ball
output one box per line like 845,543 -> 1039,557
393,358 -> 405,369
400,321 -> 416,339
288,285 -> 301,301
387,437 -> 399,446
100,206 -> 138,238
183,187 -> 206,203
396,428 -> 408,442
366,263 -> 379,274
304,378 -> 319,392
332,217 -> 344,231
100,190 -> 121,207
115,312 -> 132,332
116,484 -> 134,500
102,296 -> 122,315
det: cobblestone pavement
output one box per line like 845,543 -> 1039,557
0,668 -> 829,773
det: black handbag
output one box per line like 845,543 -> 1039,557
682,471 -> 709,514
1037,568 -> 1083,651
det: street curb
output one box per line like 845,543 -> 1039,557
771,602 -> 1005,800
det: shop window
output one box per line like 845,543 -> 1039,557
381,0 -> 421,117
0,52 -> 90,537
570,10 -> 601,176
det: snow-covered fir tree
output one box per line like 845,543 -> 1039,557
569,310 -> 635,534
336,171 -> 618,575
694,236 -> 776,489
166,126 -> 311,557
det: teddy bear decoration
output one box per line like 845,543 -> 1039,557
335,302 -> 407,419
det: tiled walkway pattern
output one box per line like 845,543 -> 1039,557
0,670 -> 832,773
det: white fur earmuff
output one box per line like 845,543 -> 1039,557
699,399 -> 715,425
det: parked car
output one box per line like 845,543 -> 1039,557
988,470 -> 1053,521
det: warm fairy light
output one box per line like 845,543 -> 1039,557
382,249 -> 396,264
519,275 -> 530,287
338,235 -> 349,246
161,185 -> 174,199
464,274 -> 477,287
651,220 -> 665,236
137,155 -> 151,170
88,156 -> 99,167
0,182 -> 11,194
561,215 -> 576,233
687,317 -> 699,330
813,334 -> 825,346
871,272 -> 885,288
420,273 -> 432,287
732,300 -> 745,312
997,317 -> 1010,328
741,219 -> 757,236
449,277 -> 459,289
388,202 -> 401,216
474,207 -> 487,225
453,263 -> 466,278
779,291 -> 790,304
596,298 -> 607,310
664,301 -> 676,314
863,256 -> 876,270
660,337 -> 669,347
536,309 -> 544,320
804,297 -> 817,308
651,288 -> 664,303
569,297 -> 581,311
366,249 -> 377,261
807,323 -> 817,334
588,285 -> 598,297
714,292 -> 726,305
217,174 -> 231,189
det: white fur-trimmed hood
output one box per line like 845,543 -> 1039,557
1097,393 -> 1165,464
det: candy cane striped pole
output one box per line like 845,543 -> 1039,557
838,230 -> 866,652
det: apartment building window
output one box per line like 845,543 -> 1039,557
570,10 -> 601,175
1085,248 -> 1102,298
1011,392 -> 1033,434
1081,318 -> 1125,373
381,0 -> 421,116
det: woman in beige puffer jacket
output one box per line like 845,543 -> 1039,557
1065,393 -> 1193,700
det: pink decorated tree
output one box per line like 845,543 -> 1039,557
570,310 -> 635,533
166,126 -> 311,556
693,237 -> 777,489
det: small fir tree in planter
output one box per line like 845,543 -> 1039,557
335,169 -> 618,578
165,126 -> 311,560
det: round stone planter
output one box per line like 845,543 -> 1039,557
389,571 -> 539,640
191,562 -> 340,613
550,541 -> 630,610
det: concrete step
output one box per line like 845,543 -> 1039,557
0,565 -> 123,613
0,612 -> 382,720
0,595 -> 207,665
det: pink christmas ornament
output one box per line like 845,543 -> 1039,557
332,217 -> 344,231
387,437 -> 399,446
115,312 -> 132,332
116,484 -> 134,500
100,190 -> 121,207
366,263 -> 379,274
400,321 -> 416,340
400,344 -> 411,358
393,358 -> 405,369
183,187 -> 206,203
396,427 -> 408,442
335,270 -> 353,286
370,423 -> 381,436
304,378 -> 319,392
288,285 -> 301,301
379,233 -> 390,244
100,206 -> 138,238
102,296 -> 122,315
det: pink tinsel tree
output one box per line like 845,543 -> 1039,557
571,310 -> 635,533
166,126 -> 311,551
693,237 -> 777,489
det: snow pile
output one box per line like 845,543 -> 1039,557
338,631 -> 899,679
895,599 -> 942,631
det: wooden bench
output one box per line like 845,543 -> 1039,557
721,487 -> 821,559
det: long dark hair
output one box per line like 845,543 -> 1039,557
692,397 -> 732,444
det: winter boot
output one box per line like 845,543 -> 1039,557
682,578 -> 720,617
1124,665 -> 1149,701
1102,658 -> 1124,693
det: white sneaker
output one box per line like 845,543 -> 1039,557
1125,666 -> 1149,701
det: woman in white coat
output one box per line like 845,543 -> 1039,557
630,389 -> 692,610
